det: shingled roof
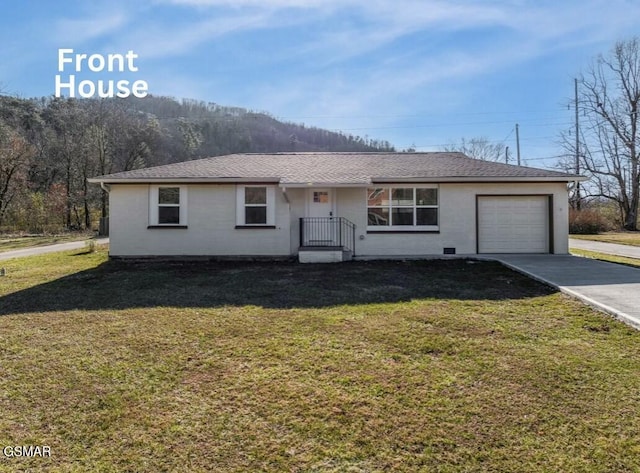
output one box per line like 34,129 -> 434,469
89,152 -> 583,186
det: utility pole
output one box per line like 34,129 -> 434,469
515,123 -> 521,165
505,146 -> 510,164
575,77 -> 581,210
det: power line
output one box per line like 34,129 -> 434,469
274,106 -> 571,121
500,127 -> 515,143
330,120 -> 573,132
397,134 -> 563,150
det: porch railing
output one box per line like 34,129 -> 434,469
299,217 -> 356,254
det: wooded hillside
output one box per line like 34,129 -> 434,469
0,95 -> 394,233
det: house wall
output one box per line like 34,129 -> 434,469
287,188 -> 306,255
337,182 -> 569,256
108,184 -> 291,257
108,181 -> 569,257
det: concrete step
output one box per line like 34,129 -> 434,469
298,246 -> 351,263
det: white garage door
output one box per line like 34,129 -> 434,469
478,196 -> 549,253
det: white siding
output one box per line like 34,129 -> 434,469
108,184 -> 290,257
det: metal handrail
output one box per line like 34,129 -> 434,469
299,217 -> 356,254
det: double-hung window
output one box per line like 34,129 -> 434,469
244,187 -> 268,224
158,187 -> 180,224
236,185 -> 276,227
149,185 -> 187,227
367,186 -> 438,230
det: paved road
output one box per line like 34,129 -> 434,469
569,238 -> 640,259
0,238 -> 109,261
490,254 -> 640,330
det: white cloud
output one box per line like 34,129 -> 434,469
246,49 -> 493,126
157,0 -> 346,8
53,12 -> 129,43
30,0 -> 640,134
134,0 -> 640,124
116,13 -> 272,58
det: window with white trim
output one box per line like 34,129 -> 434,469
159,187 -> 180,224
367,186 -> 438,230
236,185 -> 276,226
149,185 -> 188,226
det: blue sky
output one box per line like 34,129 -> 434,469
1,0 -> 639,168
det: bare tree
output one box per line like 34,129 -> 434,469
443,137 -> 505,162
573,37 -> 640,230
42,97 -> 89,229
0,122 -> 34,225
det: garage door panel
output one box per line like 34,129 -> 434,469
478,196 -> 549,253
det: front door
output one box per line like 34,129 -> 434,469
304,189 -> 338,245
308,189 -> 333,218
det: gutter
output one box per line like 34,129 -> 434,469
88,176 -> 587,186
371,176 -> 588,183
87,177 -> 280,185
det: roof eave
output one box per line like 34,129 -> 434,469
87,177 -> 281,184
372,176 -> 587,183
88,175 -> 587,185
280,181 -> 372,188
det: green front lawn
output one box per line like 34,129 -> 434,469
1,249 -> 639,472
571,231 -> 640,247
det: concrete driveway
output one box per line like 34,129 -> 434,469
0,238 -> 109,261
489,254 -> 640,330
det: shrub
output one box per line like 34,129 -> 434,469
569,208 -> 612,234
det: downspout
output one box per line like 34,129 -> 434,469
281,187 -> 294,255
281,186 -> 290,204
99,182 -> 111,237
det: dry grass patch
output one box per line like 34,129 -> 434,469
1,249 -> 640,472
0,233 -> 94,252
571,248 -> 640,268
571,231 -> 640,247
